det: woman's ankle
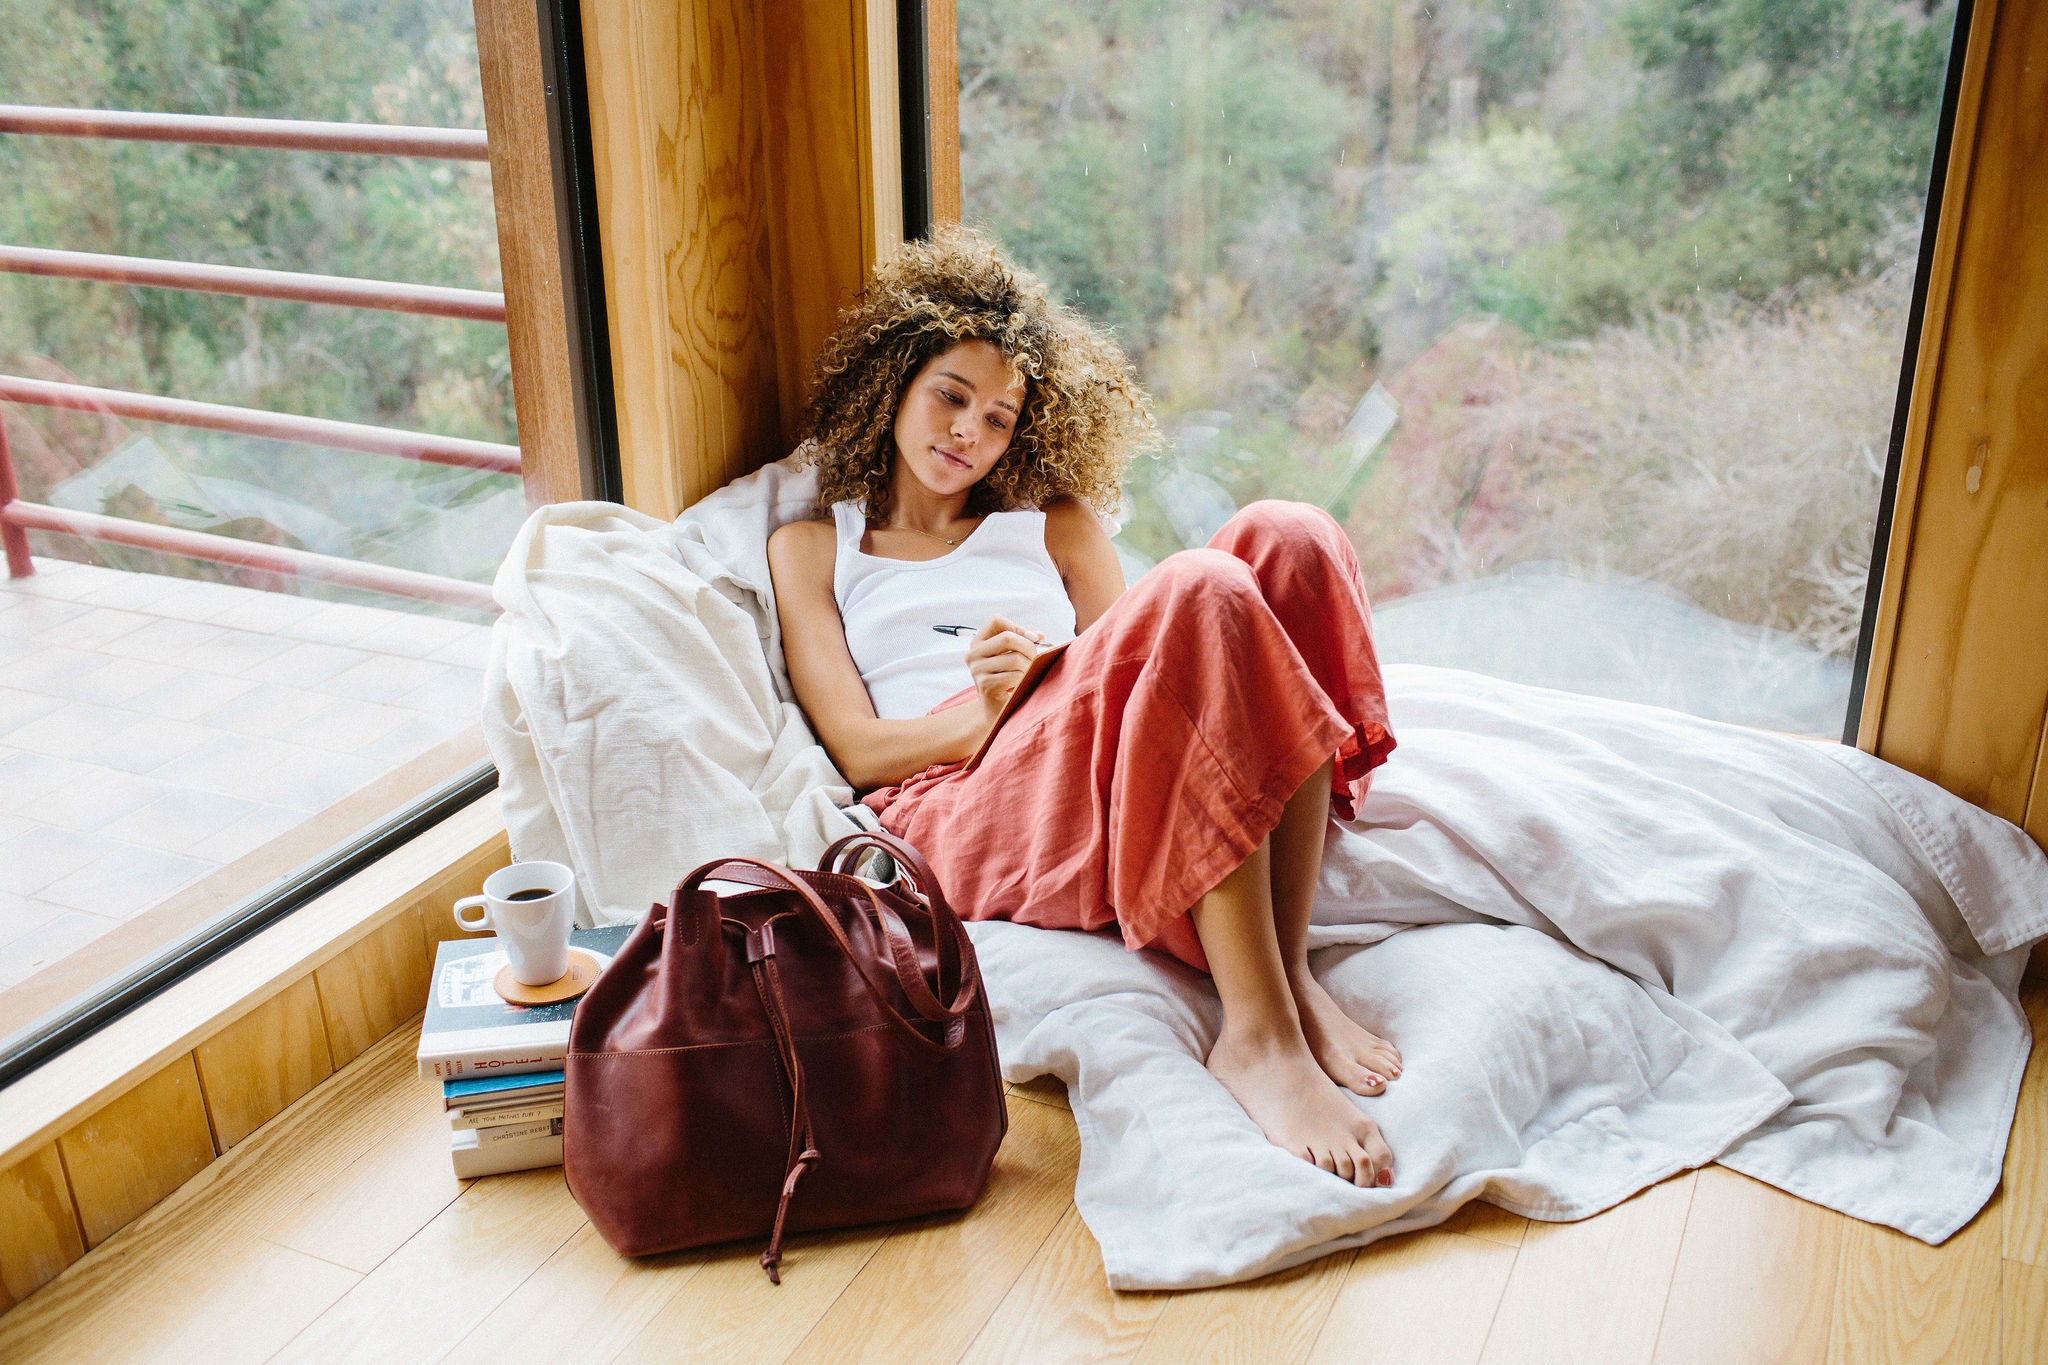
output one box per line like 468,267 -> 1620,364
1212,1013 -> 1312,1062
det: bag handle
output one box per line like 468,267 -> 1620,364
819,830 -> 950,917
678,857 -> 975,1049
700,834 -> 978,1028
819,831 -> 969,1012
819,834 -> 970,1015
705,861 -> 968,1026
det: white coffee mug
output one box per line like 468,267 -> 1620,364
453,861 -> 577,987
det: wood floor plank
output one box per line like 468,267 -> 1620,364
0,1025 -> 428,1359
258,1064 -> 467,1273
1307,1228 -> 1517,1365
1440,1199 -> 1531,1248
959,1205 -> 1169,1365
1652,1167 -> 1845,1365
442,1222 -> 707,1365
784,1094 -> 1084,1364
1009,1074 -> 1072,1110
2003,1258 -> 2047,1365
1477,1172 -> 1698,1365
1824,1186 -> 2004,1365
0,1227 -> 361,1364
1133,1249 -> 1353,1365
116,1237 -> 360,1365
2003,981 -> 2047,1267
609,1226 -> 888,1364
5,978 -> 2041,1364
269,1167 -> 587,1364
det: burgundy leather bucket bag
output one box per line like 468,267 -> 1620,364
563,831 -> 1007,1280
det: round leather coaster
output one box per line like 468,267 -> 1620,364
495,947 -> 602,1005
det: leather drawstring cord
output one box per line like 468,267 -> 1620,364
746,923 -> 820,1284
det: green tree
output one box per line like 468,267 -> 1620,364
1514,0 -> 1951,333
964,0 -> 1346,364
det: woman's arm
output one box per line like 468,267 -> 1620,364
768,520 -> 1036,791
1043,497 -> 1126,630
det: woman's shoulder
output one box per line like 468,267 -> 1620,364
766,516 -> 837,577
1039,496 -> 1113,546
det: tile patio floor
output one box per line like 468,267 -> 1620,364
0,557 -> 494,992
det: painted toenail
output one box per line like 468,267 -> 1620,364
1377,1170 -> 1392,1187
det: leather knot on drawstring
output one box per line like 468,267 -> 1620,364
747,921 -> 819,1283
760,1144 -> 821,1284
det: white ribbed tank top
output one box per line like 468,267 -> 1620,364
832,500 -> 1077,719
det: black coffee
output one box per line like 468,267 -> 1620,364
505,888 -> 555,901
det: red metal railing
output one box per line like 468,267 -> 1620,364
0,376 -> 520,474
0,103 -> 512,613
0,246 -> 506,323
0,496 -> 497,613
0,104 -> 489,160
0,418 -> 28,579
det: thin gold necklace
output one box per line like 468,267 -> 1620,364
881,520 -> 967,547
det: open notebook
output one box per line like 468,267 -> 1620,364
963,642 -> 1069,772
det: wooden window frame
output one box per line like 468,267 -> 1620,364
1853,0 -> 2048,864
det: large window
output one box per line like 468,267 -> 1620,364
958,0 -> 1956,737
0,1 -> 555,1043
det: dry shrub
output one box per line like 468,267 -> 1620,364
1351,270 -> 1907,657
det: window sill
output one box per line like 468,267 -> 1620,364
0,793 -> 506,1306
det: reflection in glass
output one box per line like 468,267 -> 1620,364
960,0 -> 1955,735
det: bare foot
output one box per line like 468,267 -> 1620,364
1291,972 -> 1401,1096
1207,1026 -> 1395,1187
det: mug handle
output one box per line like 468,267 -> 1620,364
452,894 -> 493,933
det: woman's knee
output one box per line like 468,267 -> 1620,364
1142,547 -> 1264,614
1217,499 -> 1343,548
1211,500 -> 1355,583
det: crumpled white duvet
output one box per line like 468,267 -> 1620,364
990,664 -> 2047,1288
484,463 -> 2047,1292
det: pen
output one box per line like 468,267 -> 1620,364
931,624 -> 977,636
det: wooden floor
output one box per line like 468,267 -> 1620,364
4,982 -> 2044,1364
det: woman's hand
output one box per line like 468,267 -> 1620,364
966,616 -> 1044,720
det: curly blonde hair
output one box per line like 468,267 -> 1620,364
797,227 -> 1158,519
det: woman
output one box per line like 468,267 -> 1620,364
769,230 -> 1401,1187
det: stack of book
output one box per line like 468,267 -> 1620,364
416,923 -> 629,1178
444,1069 -> 565,1177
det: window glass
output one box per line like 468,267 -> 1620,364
0,0 -> 529,1036
958,0 -> 1955,736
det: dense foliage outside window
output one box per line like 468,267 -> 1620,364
0,0 -> 518,1024
959,0 -> 1955,735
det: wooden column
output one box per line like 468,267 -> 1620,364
926,0 -> 960,226
1858,0 -> 2048,859
758,0 -> 873,446
473,0 -> 590,506
577,0 -> 899,519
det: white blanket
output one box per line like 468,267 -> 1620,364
484,464 -> 2046,1290
993,665 -> 2046,1287
484,460 -> 859,926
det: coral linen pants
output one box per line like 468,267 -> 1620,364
863,500 -> 1396,972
